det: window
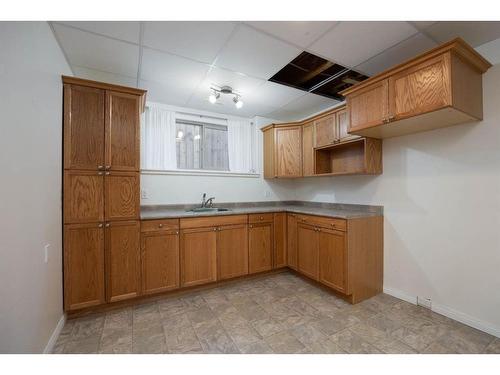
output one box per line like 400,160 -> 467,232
175,120 -> 229,171
140,103 -> 258,175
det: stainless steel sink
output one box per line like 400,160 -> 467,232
188,207 -> 231,213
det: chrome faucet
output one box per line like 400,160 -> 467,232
200,193 -> 215,208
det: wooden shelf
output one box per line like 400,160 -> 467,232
314,138 -> 382,176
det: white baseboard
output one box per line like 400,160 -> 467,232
383,286 -> 500,339
43,314 -> 66,354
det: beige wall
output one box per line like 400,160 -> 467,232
0,22 -> 72,352
293,64 -> 500,337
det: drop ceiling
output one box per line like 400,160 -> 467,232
51,21 -> 500,121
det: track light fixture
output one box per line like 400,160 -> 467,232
208,85 -> 243,109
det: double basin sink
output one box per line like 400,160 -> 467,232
188,207 -> 231,213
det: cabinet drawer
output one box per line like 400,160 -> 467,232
141,219 -> 179,232
296,214 -> 346,231
248,213 -> 274,223
180,215 -> 248,229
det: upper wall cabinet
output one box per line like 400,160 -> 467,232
263,124 -> 302,178
341,38 -> 492,139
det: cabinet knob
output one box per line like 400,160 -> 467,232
249,225 -> 253,228
213,227 -> 217,231
159,224 -> 163,228
98,223 -> 103,228
105,165 -> 111,170
105,172 -> 110,175
105,223 -> 110,228
98,165 -> 104,170
176,231 -> 179,234
98,172 -> 103,176
260,216 -> 263,220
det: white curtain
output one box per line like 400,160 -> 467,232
227,119 -> 254,173
141,104 -> 177,170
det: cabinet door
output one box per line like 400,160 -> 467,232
389,54 -> 452,121
63,84 -> 105,170
337,108 -> 360,142
273,213 -> 287,268
314,114 -> 336,147
287,213 -> 298,270
275,126 -> 302,177
302,122 -> 315,177
347,79 -> 389,132
105,90 -> 140,171
64,170 -> 104,224
297,224 -> 319,280
105,171 -> 140,221
105,221 -> 141,302
217,224 -> 248,280
248,223 -> 273,274
181,227 -> 217,287
64,223 -> 105,311
141,230 -> 180,295
318,228 -> 347,293
263,129 -> 275,178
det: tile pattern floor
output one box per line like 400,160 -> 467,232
53,272 -> 500,354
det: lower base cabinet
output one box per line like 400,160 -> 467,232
297,223 -> 319,280
105,221 -> 141,303
141,229 -> 180,295
217,224 -> 249,280
248,222 -> 273,274
64,223 -> 105,311
273,213 -> 287,268
180,227 -> 217,287
318,228 -> 347,293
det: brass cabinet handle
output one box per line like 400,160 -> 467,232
159,224 -> 163,228
105,165 -> 111,170
105,172 -> 110,176
105,223 -> 110,228
97,165 -> 104,170
98,172 -> 103,176
98,223 -> 103,228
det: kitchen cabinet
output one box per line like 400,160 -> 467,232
104,171 -> 140,221
287,213 -> 298,270
297,223 -> 319,280
337,108 -> 359,143
105,221 -> 141,303
249,221 -> 273,274
318,228 -> 347,293
302,121 -> 315,176
342,38 -> 491,138
217,224 -> 249,280
141,225 -> 180,295
273,213 -> 287,268
63,84 -> 105,171
64,170 -> 104,224
263,124 -> 302,178
105,90 -> 141,171
314,113 -> 336,148
63,223 -> 105,311
180,227 -> 217,287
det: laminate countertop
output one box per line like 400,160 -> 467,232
140,201 -> 383,220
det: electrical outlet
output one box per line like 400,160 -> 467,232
44,244 -> 50,263
417,296 -> 432,310
141,189 -> 148,199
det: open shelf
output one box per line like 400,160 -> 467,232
314,138 -> 382,176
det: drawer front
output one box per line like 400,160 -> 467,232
141,219 -> 179,232
248,213 -> 274,223
180,215 -> 248,229
296,214 -> 347,231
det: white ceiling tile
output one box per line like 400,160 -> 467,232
140,48 -> 209,103
143,21 -> 237,63
246,81 -> 306,109
425,21 -> 500,47
57,21 -> 141,43
201,67 -> 265,96
263,108 -> 303,122
475,37 -> 500,65
215,24 -> 301,79
245,21 -> 336,48
280,93 -> 339,120
356,33 -> 437,76
139,79 -> 191,107
53,23 -> 139,77
309,21 -> 418,67
72,66 -> 137,87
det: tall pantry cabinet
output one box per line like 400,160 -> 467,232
62,76 -> 146,311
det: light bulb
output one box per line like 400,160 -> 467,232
177,130 -> 184,139
233,96 -> 243,109
208,93 -> 217,104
